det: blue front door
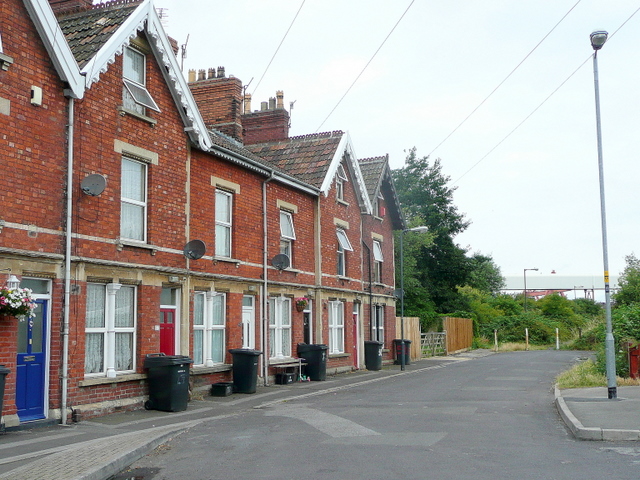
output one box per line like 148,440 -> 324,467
16,299 -> 47,421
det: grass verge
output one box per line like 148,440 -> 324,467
556,358 -> 640,388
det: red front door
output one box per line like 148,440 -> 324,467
159,308 -> 175,355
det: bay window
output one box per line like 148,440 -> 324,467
269,296 -> 291,358
193,291 -> 226,366
85,283 -> 136,377
328,300 -> 345,354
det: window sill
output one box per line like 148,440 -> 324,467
373,215 -> 384,222
337,199 -> 349,207
80,373 -> 146,387
117,239 -> 158,255
191,364 -> 232,375
117,105 -> 157,126
328,352 -> 350,359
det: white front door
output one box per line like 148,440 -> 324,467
242,295 -> 255,349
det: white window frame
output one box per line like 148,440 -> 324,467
122,46 -> 160,113
193,291 -> 226,367
373,240 -> 384,283
372,304 -> 385,345
336,164 -> 348,201
120,157 -> 148,242
85,283 -> 136,378
269,296 -> 292,358
280,210 -> 296,265
336,228 -> 353,277
328,301 -> 345,354
215,190 -> 233,258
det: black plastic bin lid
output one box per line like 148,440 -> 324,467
297,343 -> 328,351
143,353 -> 194,368
0,365 -> 9,375
364,340 -> 383,345
228,349 -> 262,356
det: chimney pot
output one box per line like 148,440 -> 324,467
188,69 -> 196,83
208,68 -> 216,79
261,101 -> 268,111
198,69 -> 206,81
217,66 -> 225,78
269,97 -> 276,110
244,93 -> 252,114
276,90 -> 284,109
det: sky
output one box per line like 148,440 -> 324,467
152,0 -> 640,282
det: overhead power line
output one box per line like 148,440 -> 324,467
451,5 -> 640,186
428,0 -> 583,158
252,0 -> 306,96
315,0 -> 415,132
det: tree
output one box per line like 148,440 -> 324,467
613,253 -> 640,306
467,252 -> 505,295
393,148 -> 472,315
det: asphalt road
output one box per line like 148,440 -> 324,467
118,350 -> 640,480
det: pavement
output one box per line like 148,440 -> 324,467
0,350 -> 638,480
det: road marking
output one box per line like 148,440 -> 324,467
265,405 -> 380,438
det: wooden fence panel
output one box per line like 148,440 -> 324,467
394,317 -> 421,360
443,317 -> 473,353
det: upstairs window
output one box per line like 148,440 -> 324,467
336,164 -> 348,202
215,190 -> 233,258
279,210 -> 296,265
121,157 -> 147,242
373,240 -> 384,283
336,228 -> 353,277
123,46 -> 160,114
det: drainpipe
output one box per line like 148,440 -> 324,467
362,241 -> 373,340
261,171 -> 275,385
61,97 -> 74,425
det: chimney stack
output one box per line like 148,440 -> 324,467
244,93 -> 252,115
242,91 -> 290,145
48,0 -> 93,14
188,66 -> 244,141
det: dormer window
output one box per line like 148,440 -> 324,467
123,46 -> 160,114
336,164 -> 348,201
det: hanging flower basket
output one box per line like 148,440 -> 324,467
0,285 -> 36,319
295,297 -> 308,312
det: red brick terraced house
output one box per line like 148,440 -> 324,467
0,0 -> 405,429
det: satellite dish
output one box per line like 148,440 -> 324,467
183,240 -> 206,260
81,174 -> 106,196
271,254 -> 290,270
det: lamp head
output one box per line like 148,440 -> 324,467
7,274 -> 20,290
590,30 -> 608,51
406,226 -> 429,234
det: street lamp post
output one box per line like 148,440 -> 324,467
590,30 -> 617,399
399,226 -> 429,371
523,268 -> 538,312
